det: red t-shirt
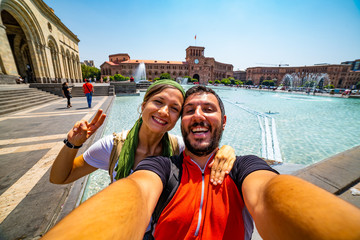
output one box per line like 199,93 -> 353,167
83,82 -> 93,94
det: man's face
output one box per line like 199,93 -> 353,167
181,92 -> 226,157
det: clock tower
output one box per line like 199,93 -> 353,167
186,46 -> 209,84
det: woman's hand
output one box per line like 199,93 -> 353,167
209,145 -> 236,185
67,109 -> 106,146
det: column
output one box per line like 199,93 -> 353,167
0,23 -> 18,76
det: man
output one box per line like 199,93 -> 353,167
83,79 -> 94,108
43,86 -> 360,240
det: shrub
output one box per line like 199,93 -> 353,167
221,78 -> 231,85
246,80 -> 253,85
160,73 -> 171,79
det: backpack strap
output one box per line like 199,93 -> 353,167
147,154 -> 183,238
108,130 -> 129,183
169,134 -> 180,155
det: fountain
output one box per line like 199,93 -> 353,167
177,77 -> 189,85
281,72 -> 329,92
133,62 -> 147,83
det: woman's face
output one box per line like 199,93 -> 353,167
141,88 -> 184,134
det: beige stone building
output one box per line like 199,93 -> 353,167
0,0 -> 82,84
100,46 -> 233,85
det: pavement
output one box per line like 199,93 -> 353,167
0,90 -> 359,240
0,95 -> 114,240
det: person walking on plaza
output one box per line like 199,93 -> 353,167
61,82 -> 72,108
83,79 -> 94,108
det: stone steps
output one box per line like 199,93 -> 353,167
0,87 -> 61,115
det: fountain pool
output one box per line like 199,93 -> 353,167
81,86 -> 360,202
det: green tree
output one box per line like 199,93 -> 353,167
215,80 -> 221,84
235,80 -> 242,85
262,80 -> 270,86
103,76 -> 108,82
160,73 -> 171,79
81,64 -> 101,81
356,81 -> 360,90
246,80 -> 253,85
191,78 -> 199,83
221,78 -> 231,85
208,80 -> 213,84
325,84 -> 335,89
154,77 -> 160,81
114,74 -> 126,81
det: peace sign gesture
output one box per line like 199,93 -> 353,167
67,109 -> 106,147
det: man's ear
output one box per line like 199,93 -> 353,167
222,115 -> 227,130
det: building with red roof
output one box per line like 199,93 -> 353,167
100,46 -> 233,84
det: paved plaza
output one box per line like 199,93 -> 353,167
0,95 -> 114,239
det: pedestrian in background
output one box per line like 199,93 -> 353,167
62,82 -> 72,108
83,79 -> 94,108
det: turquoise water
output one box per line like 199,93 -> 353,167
81,87 -> 360,201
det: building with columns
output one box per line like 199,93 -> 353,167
100,46 -> 233,84
0,0 -> 82,84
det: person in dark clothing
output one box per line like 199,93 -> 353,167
62,82 -> 72,108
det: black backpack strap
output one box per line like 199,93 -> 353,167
146,154 -> 183,238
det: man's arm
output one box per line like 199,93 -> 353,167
43,170 -> 163,240
242,172 -> 360,240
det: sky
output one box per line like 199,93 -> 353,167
43,0 -> 360,70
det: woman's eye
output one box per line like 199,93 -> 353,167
171,107 -> 179,112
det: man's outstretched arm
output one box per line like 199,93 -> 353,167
42,170 -> 163,240
243,172 -> 360,240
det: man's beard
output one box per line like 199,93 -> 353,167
181,121 -> 223,157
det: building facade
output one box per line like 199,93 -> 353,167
0,0 -> 82,84
100,46 -> 233,85
342,59 -> 360,71
82,60 -> 95,67
233,70 -> 246,82
246,62 -> 360,89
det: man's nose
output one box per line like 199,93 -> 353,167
193,106 -> 205,120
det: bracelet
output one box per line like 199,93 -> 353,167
63,139 -> 83,149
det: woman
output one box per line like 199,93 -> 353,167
61,82 -> 72,108
50,80 -> 235,186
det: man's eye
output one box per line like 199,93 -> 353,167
154,100 -> 162,104
185,109 -> 194,114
